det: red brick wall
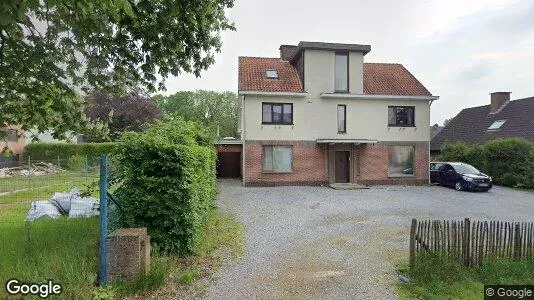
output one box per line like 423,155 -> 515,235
357,142 -> 429,185
244,141 -> 327,186
243,141 -> 429,186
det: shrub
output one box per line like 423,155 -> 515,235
24,142 -> 116,163
67,154 -> 86,171
113,118 -> 216,254
439,138 -> 534,188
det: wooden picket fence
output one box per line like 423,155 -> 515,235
409,218 -> 534,267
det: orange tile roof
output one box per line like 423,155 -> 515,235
238,57 -> 303,93
238,57 -> 432,96
363,63 -> 431,96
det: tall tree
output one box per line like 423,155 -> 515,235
156,90 -> 238,139
85,89 -> 163,141
0,0 -> 235,140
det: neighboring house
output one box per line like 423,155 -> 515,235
430,92 -> 534,156
24,130 -> 78,144
0,126 -> 25,167
430,124 -> 444,139
231,41 -> 438,186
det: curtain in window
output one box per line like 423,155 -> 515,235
334,54 -> 348,91
283,104 -> 292,123
406,108 -> 414,126
273,147 -> 292,172
272,105 -> 282,123
262,104 -> 272,123
263,146 -> 273,171
388,107 -> 396,125
388,146 -> 414,176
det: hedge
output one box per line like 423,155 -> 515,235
23,142 -> 116,162
440,138 -> 534,189
113,118 -> 217,254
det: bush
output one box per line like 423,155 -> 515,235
67,154 -> 86,171
440,138 -> 534,188
113,118 -> 216,254
24,142 -> 116,163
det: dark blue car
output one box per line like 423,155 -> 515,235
436,162 -> 493,192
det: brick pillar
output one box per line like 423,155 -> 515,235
106,228 -> 151,284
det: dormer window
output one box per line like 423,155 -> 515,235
266,69 -> 278,79
487,120 -> 506,131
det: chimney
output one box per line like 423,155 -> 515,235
490,92 -> 511,114
279,45 -> 298,61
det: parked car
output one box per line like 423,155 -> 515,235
429,162 -> 446,183
435,162 -> 492,192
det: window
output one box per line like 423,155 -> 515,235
262,103 -> 293,124
337,105 -> 346,133
487,120 -> 506,131
388,146 -> 414,176
263,146 -> 292,172
266,69 -> 278,79
388,106 -> 415,126
334,53 -> 348,92
6,129 -> 18,142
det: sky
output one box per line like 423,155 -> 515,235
162,0 -> 534,125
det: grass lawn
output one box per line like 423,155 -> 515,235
397,253 -> 534,299
0,172 -> 100,299
0,174 -> 244,299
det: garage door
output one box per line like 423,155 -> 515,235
217,152 -> 241,178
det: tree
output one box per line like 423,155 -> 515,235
0,0 -> 235,140
85,89 -> 163,141
156,90 -> 238,139
443,118 -> 453,126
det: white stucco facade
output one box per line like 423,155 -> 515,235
239,48 -> 434,142
240,94 -> 431,142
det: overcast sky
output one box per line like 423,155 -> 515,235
163,0 -> 534,125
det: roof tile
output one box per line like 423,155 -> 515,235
363,63 -> 431,96
238,57 -> 303,93
238,57 -> 432,97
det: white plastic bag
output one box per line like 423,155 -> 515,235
68,197 -> 99,218
26,200 -> 61,221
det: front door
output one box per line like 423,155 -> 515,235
335,151 -> 350,183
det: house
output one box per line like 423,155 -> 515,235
1,126 -> 25,167
232,41 -> 438,186
431,92 -> 534,156
430,124 -> 444,139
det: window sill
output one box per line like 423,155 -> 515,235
262,171 -> 294,174
262,123 -> 294,125
337,132 -> 347,134
388,125 -> 416,128
388,174 -> 415,178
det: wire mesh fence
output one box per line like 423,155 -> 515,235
0,156 -> 118,298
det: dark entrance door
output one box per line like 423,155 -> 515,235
335,151 -> 350,183
217,152 -> 241,178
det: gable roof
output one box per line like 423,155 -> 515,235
238,58 -> 432,96
238,57 -> 303,93
363,63 -> 432,96
430,97 -> 534,151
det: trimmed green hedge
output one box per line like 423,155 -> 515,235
440,138 -> 534,189
113,119 -> 217,254
24,142 -> 116,161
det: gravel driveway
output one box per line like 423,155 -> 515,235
207,180 -> 534,299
